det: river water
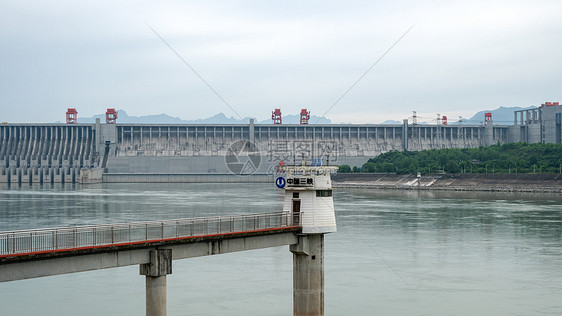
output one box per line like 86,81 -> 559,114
0,183 -> 561,315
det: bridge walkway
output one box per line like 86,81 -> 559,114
0,211 -> 300,282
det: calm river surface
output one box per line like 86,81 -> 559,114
0,183 -> 561,315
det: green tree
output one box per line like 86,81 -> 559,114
445,160 -> 460,173
338,165 -> 351,173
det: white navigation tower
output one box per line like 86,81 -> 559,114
276,161 -> 338,315
278,165 -> 338,233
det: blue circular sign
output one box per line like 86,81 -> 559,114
275,177 -> 286,189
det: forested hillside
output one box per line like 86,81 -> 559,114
339,143 -> 562,174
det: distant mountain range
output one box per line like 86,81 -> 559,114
77,111 -> 331,124
381,120 -> 402,124
75,106 -> 538,125
464,106 -> 536,124
381,106 -> 537,125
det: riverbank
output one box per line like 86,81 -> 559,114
332,173 -> 562,193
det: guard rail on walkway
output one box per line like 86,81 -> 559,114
0,212 -> 299,258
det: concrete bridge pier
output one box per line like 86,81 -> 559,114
140,249 -> 172,316
290,234 -> 324,316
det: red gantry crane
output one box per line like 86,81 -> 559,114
300,109 -> 310,124
106,108 -> 118,124
272,109 -> 282,124
484,112 -> 492,125
66,108 -> 78,124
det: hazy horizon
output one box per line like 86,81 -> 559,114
1,1 -> 560,124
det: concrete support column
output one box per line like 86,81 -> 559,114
290,234 -> 324,316
95,118 -> 101,155
249,118 -> 255,144
140,249 -> 172,316
145,274 -> 167,316
402,119 -> 408,150
484,120 -> 494,146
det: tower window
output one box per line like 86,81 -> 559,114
316,190 -> 332,197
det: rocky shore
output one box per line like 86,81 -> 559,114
332,173 -> 562,193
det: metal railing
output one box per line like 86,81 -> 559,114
0,212 -> 299,257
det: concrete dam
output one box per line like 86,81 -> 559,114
1,119 -> 511,184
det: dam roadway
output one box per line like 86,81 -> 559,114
0,120 -> 510,184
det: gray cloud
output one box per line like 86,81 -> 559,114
1,0 -> 561,123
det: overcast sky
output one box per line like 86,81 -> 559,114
1,0 -> 561,124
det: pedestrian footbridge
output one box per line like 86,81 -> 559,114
0,211 -> 325,315
0,211 -> 300,282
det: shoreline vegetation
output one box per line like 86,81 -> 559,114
334,143 -> 562,193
